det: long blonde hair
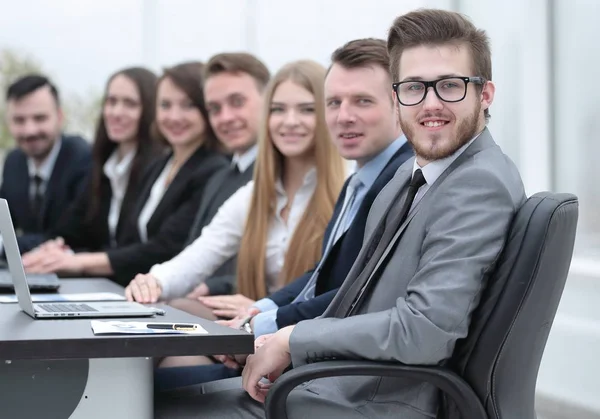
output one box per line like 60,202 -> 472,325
236,60 -> 346,301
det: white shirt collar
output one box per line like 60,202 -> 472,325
274,167 -> 317,196
231,144 -> 258,172
103,147 -> 137,180
27,137 -> 62,181
412,131 -> 483,186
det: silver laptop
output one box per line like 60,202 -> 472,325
0,198 -> 160,319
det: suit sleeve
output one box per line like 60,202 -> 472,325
268,270 -> 314,307
290,168 -> 523,367
275,288 -> 338,329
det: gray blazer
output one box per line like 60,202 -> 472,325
288,128 -> 526,418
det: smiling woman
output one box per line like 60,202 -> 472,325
21,62 -> 230,286
125,60 -> 347,315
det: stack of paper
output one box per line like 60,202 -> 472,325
91,320 -> 208,335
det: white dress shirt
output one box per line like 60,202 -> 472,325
150,168 -> 318,300
232,144 -> 258,172
103,147 -> 136,245
137,157 -> 174,243
410,132 -> 481,211
27,137 -> 62,199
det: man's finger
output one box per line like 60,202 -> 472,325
124,286 -> 133,302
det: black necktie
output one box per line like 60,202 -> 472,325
335,169 -> 427,317
364,169 -> 426,260
30,174 -> 44,219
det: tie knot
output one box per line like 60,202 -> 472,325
410,169 -> 426,189
31,174 -> 43,186
348,174 -> 363,190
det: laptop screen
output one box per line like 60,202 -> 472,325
0,199 -> 38,317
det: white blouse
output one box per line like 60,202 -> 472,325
150,168 -> 318,300
137,157 -> 174,243
103,148 -> 136,245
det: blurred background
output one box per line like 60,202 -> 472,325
0,0 -> 598,417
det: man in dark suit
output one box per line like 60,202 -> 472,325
0,75 -> 91,253
182,53 -> 271,297
155,9 -> 526,419
153,38 -> 413,391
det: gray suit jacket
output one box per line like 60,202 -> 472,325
288,129 -> 526,418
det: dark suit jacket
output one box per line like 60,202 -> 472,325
0,134 -> 91,253
190,163 -> 255,295
105,146 -> 228,286
269,140 -> 414,328
51,147 -> 162,252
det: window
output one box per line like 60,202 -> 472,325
552,0 -> 600,259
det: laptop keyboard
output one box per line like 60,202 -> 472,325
38,303 -> 98,313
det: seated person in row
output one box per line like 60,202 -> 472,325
151,38 -> 415,391
182,53 -> 269,293
23,62 -> 228,285
125,59 -> 348,363
0,75 -> 91,253
26,67 -> 164,256
154,9 -> 527,419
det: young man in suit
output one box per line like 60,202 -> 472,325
0,75 -> 91,253
155,8 -> 527,419
152,38 -> 414,390
179,53 -> 270,296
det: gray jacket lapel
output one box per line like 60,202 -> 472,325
327,128 -> 496,317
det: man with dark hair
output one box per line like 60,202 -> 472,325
156,8 -> 526,419
1,74 -> 91,253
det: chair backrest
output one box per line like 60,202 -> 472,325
446,192 -> 579,419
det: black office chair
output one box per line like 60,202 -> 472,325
265,192 -> 579,419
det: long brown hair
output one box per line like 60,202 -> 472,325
87,67 -> 162,221
236,60 -> 347,300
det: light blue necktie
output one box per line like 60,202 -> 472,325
294,175 -> 362,302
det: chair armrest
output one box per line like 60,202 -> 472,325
265,360 -> 487,419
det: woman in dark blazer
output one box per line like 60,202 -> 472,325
42,66 -> 164,252
23,62 -> 229,286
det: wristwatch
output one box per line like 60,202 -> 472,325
239,315 -> 254,334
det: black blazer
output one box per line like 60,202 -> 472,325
105,145 -> 228,286
192,162 -> 256,295
0,134 -> 91,253
51,146 -> 163,252
270,140 -> 414,328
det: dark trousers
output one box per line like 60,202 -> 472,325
154,363 -> 241,392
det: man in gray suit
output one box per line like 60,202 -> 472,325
155,8 -> 526,419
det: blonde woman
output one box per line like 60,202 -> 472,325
126,60 -> 347,320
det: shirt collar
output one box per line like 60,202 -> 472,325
412,130 -> 483,186
27,136 -> 62,181
354,135 -> 407,190
232,144 -> 258,172
274,167 -> 317,196
103,147 -> 137,179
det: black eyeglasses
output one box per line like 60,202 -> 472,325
392,76 -> 486,106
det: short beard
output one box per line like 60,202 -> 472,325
399,102 -> 481,162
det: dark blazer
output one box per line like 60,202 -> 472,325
51,146 -> 163,252
269,140 -> 414,328
105,146 -> 228,286
0,134 -> 91,253
191,163 -> 256,295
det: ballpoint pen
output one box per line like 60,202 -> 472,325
147,323 -> 198,331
